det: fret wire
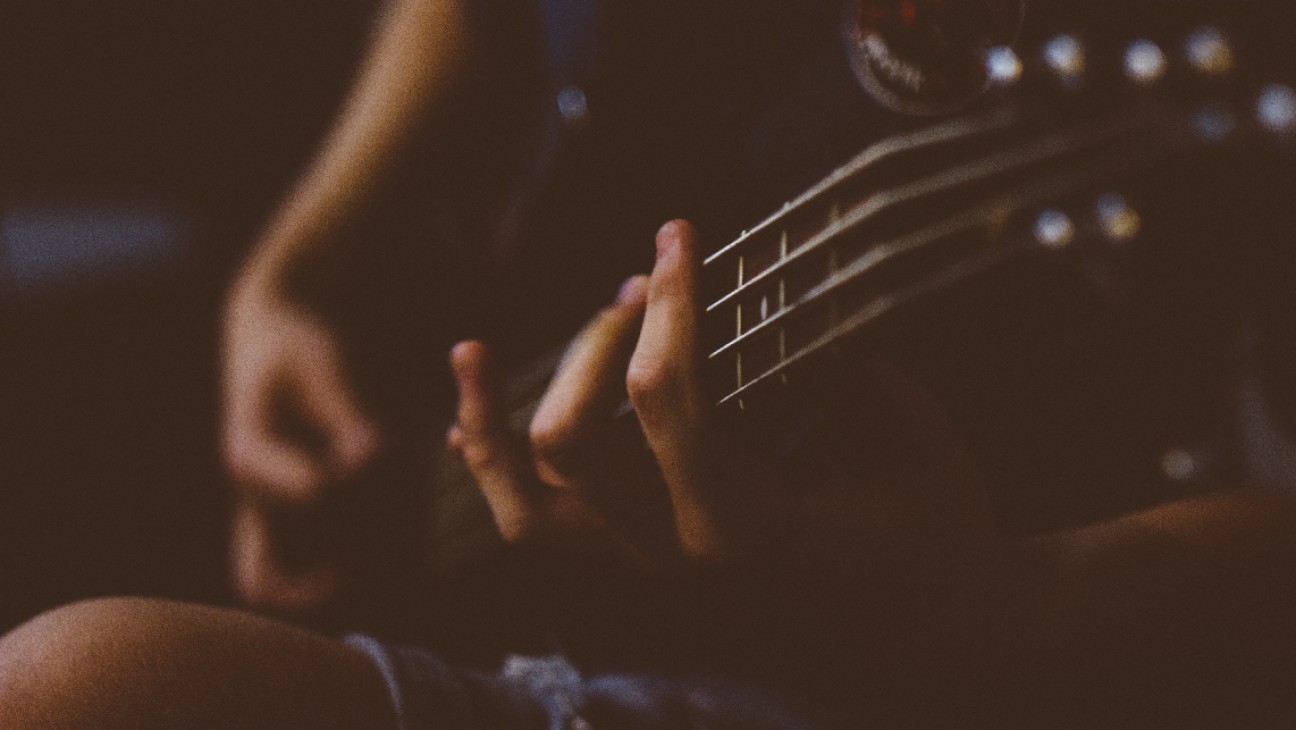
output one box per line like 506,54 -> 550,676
827,246 -> 841,330
712,117 -> 1200,407
735,255 -> 744,390
827,199 -> 843,335
778,323 -> 787,379
705,109 -> 1153,315
716,244 -> 1028,408
779,229 -> 789,377
710,202 -> 996,361
707,131 -> 1180,363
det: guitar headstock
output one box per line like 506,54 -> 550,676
987,3 -> 1296,135
702,1 -> 1296,411
975,2 -> 1296,297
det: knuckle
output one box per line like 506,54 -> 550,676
528,419 -> 575,473
626,360 -> 683,409
461,438 -> 506,473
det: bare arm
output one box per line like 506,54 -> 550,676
224,0 -> 475,611
243,0 -> 471,281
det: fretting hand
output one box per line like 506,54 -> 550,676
448,221 -> 793,568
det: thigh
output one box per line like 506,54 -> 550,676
0,598 -> 397,730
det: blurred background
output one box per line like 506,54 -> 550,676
0,0 -> 384,631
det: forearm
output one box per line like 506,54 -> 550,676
247,0 -> 472,282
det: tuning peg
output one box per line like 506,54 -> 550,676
1124,39 -> 1168,86
1033,209 -> 1076,249
985,46 -> 1023,87
1096,193 -> 1142,243
1193,103 -> 1238,142
1257,85 -> 1296,134
557,85 -> 592,131
1185,27 -> 1235,77
1161,447 -> 1199,483
1043,35 -> 1086,85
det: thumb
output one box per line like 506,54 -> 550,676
292,332 -> 381,474
223,350 -> 324,500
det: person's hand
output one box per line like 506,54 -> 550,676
448,222 -> 1296,722
222,268 -> 381,610
448,221 -> 794,569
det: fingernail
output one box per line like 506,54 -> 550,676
617,275 -> 648,304
656,229 -> 677,261
655,220 -> 690,261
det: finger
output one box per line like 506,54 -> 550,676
627,221 -> 703,427
628,220 -> 705,456
627,220 -> 722,556
230,499 -> 342,613
223,361 -> 324,501
450,341 -> 540,541
530,276 -> 648,488
291,331 -> 381,474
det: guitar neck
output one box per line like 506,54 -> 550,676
512,14 -> 1295,422
700,23 -> 1296,412
703,108 -> 1172,409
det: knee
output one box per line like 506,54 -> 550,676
0,597 -> 396,730
0,597 -> 188,727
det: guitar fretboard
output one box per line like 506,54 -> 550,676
699,26 -> 1280,411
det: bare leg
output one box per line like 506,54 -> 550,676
0,598 -> 397,730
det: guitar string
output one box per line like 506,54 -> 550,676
703,106 -> 1020,266
716,244 -> 1026,408
705,115 -> 1165,363
710,120 -> 1197,406
521,102 -> 1228,417
706,106 -> 1157,316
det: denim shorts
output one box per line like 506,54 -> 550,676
346,635 -> 816,730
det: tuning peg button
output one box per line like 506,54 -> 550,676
1034,209 -> 1075,249
1186,27 -> 1235,77
1161,448 -> 1199,483
1125,40 -> 1168,85
1096,193 -> 1142,243
1193,104 -> 1238,142
1258,85 -> 1296,134
985,46 -> 1023,86
1044,35 -> 1086,84
557,85 -> 592,131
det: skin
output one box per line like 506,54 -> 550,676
223,0 -> 471,612
2,220 -> 1293,724
0,599 -> 396,729
447,220 -> 1296,721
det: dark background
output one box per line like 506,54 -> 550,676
0,1 -> 382,631
5,0 -> 1296,641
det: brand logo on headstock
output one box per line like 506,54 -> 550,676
843,0 -> 1026,116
